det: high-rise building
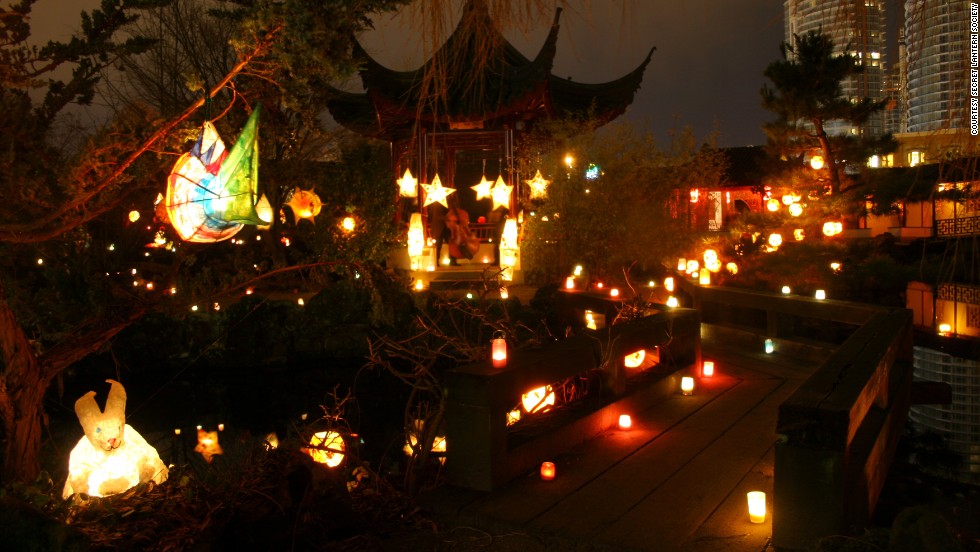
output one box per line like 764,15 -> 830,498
784,0 -> 890,137
904,0 -> 971,132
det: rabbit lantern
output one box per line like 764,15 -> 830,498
63,379 -> 168,498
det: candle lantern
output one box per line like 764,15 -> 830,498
702,361 -> 715,377
540,461 -> 556,480
677,258 -> 686,271
565,276 -> 575,289
699,268 -> 710,285
618,414 -> 632,430
491,335 -> 507,368
815,289 -> 826,300
680,376 -> 695,396
781,285 -> 791,295
664,277 -> 675,292
747,491 -> 767,523
765,338 -> 775,354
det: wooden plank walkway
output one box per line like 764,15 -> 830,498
421,333 -> 831,551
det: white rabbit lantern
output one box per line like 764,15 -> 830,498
63,379 -> 168,498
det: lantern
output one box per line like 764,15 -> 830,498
306,431 -> 345,468
397,168 -> 418,198
565,276 -> 575,290
471,174 -> 493,200
781,285 -> 791,295
489,176 -> 513,211
624,350 -> 646,368
765,339 -> 775,354
767,233 -> 783,248
610,288 -> 620,297
702,361 -> 715,377
766,198 -> 780,212
677,258 -> 687,271
789,203 -> 803,217
666,296 -> 679,308
506,409 -> 522,426
726,262 -> 738,275
63,380 -> 169,498
341,216 -> 356,233
573,264 -> 583,276
522,386 -> 555,413
815,289 -> 826,300
499,287 -> 509,299
793,228 -> 805,241
540,461 -> 556,480
285,188 -> 323,223
618,414 -> 632,430
939,323 -> 951,335
810,155 -> 825,170
680,376 -> 695,396
407,213 -> 425,258
664,277 -> 675,292
491,336 -> 508,368
195,429 -> 223,463
830,262 -> 841,272
747,491 -> 767,523
686,260 -> 699,274
421,174 -> 455,208
699,268 -> 710,286
525,170 -> 550,200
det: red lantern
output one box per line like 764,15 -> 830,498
540,461 -> 556,480
491,337 -> 507,368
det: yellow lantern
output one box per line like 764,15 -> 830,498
618,414 -> 632,430
677,258 -> 687,271
340,216 -> 356,233
699,268 -> 711,286
702,361 -> 715,377
767,233 -> 783,248
63,380 -> 168,498
726,262 -> 738,275
793,228 -> 805,241
525,170 -> 550,200
664,277 -> 675,292
810,155 -> 825,170
747,491 -> 767,523
506,409 -> 522,426
624,349 -> 646,368
397,168 -> 418,198
686,260 -> 699,274
680,376 -> 695,396
306,431 -> 345,468
540,461 -> 556,480
407,213 -> 425,258
788,203 -> 803,217
766,198 -> 780,212
565,276 -> 575,290
666,296 -> 679,308
522,385 -> 555,413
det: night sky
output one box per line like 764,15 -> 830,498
35,1 -> 803,147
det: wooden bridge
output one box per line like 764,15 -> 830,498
419,284 -> 921,551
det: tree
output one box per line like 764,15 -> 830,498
0,0 -> 409,484
761,30 -> 890,195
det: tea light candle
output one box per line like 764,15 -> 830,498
747,491 -> 766,523
681,376 -> 695,396
540,461 -> 556,481
702,361 -> 715,377
618,414 -> 632,430
815,289 -> 826,300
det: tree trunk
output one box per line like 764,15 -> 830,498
813,119 -> 843,195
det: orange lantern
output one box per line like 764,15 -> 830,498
618,414 -> 632,430
680,376 -> 695,396
702,361 -> 715,377
540,461 -> 556,480
491,336 -> 507,368
747,491 -> 767,523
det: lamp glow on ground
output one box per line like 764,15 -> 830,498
747,491 -> 767,523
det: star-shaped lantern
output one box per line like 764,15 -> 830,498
525,170 -> 550,200
421,174 -> 455,208
397,168 -> 418,198
471,174 -> 494,200
490,176 -> 513,210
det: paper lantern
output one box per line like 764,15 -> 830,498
726,262 -> 738,275
815,289 -> 826,300
810,155 -> 824,170
470,174 -> 493,200
677,258 -> 687,271
506,409 -> 522,426
610,288 -> 620,297
522,386 -> 555,413
489,176 -> 513,211
747,491 -> 767,523
407,213 -> 425,258
618,414 -> 632,430
540,461 -> 556,480
680,376 -> 695,396
765,339 -> 775,354
766,198 -> 780,212
573,265 -> 583,276
195,429 -> 223,463
686,260 -> 699,273
421,174 -> 455,208
306,431 -> 345,468
499,287 -> 509,299
525,170 -> 550,200
822,221 -> 843,236
703,250 -> 718,264
939,323 -> 951,335
699,268 -> 710,286
285,188 -> 322,223
565,276 -> 575,290
664,277 -> 674,292
768,233 -> 783,248
789,203 -> 803,217
702,361 -> 715,377
63,380 -> 168,498
781,285 -> 791,295
499,219 -> 519,250
624,349 -> 646,368
666,296 -> 679,308
491,337 -> 508,368
397,168 -> 418,198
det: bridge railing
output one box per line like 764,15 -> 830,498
677,279 -> 914,550
445,294 -> 700,491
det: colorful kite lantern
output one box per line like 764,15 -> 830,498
284,188 -> 322,223
165,108 -> 266,242
63,380 -> 168,498
421,174 -> 455,208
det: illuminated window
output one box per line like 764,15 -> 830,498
909,151 -> 924,167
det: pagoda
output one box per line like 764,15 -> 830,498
326,0 -> 653,275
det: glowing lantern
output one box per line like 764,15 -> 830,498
525,170 -> 551,200
507,409 -> 522,426
793,228 -> 805,241
340,216 -> 356,233
500,287 -> 509,299
747,491 -> 767,523
789,203 -> 803,217
781,285 -> 791,295
690,188 -> 700,203
500,218 -> 519,250
407,213 -> 425,258
470,174 -> 493,200
522,386 -> 555,413
254,194 -> 273,227
195,429 -> 223,463
680,376 -> 695,396
573,264 -> 583,276
686,260 -> 699,274
726,262 -> 738,275
815,289 -> 826,300
624,350 -> 646,368
765,339 -> 775,354
128,210 -> 140,223
822,221 -> 843,236
810,155 -> 825,170
830,262 -> 841,272
540,461 -> 556,480
768,233 -> 783,248
939,323 -> 951,335
491,337 -> 508,368
677,258 -> 687,271
699,268 -> 711,286
664,277 -> 674,292
666,296 -> 679,308
285,188 -> 322,223
610,288 -> 620,297
421,174 -> 455,208
781,194 -> 795,205
565,276 -> 575,290
702,361 -> 715,377
489,176 -> 513,211
618,414 -> 632,430
305,431 -> 345,468
766,198 -> 780,212
63,380 -> 168,498
703,250 -> 718,265
397,168 -> 418,198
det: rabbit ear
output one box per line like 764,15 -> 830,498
104,379 -> 127,426
74,391 -> 101,438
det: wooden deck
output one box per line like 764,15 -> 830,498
420,331 -> 831,551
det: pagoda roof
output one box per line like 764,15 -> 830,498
327,0 -> 654,141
